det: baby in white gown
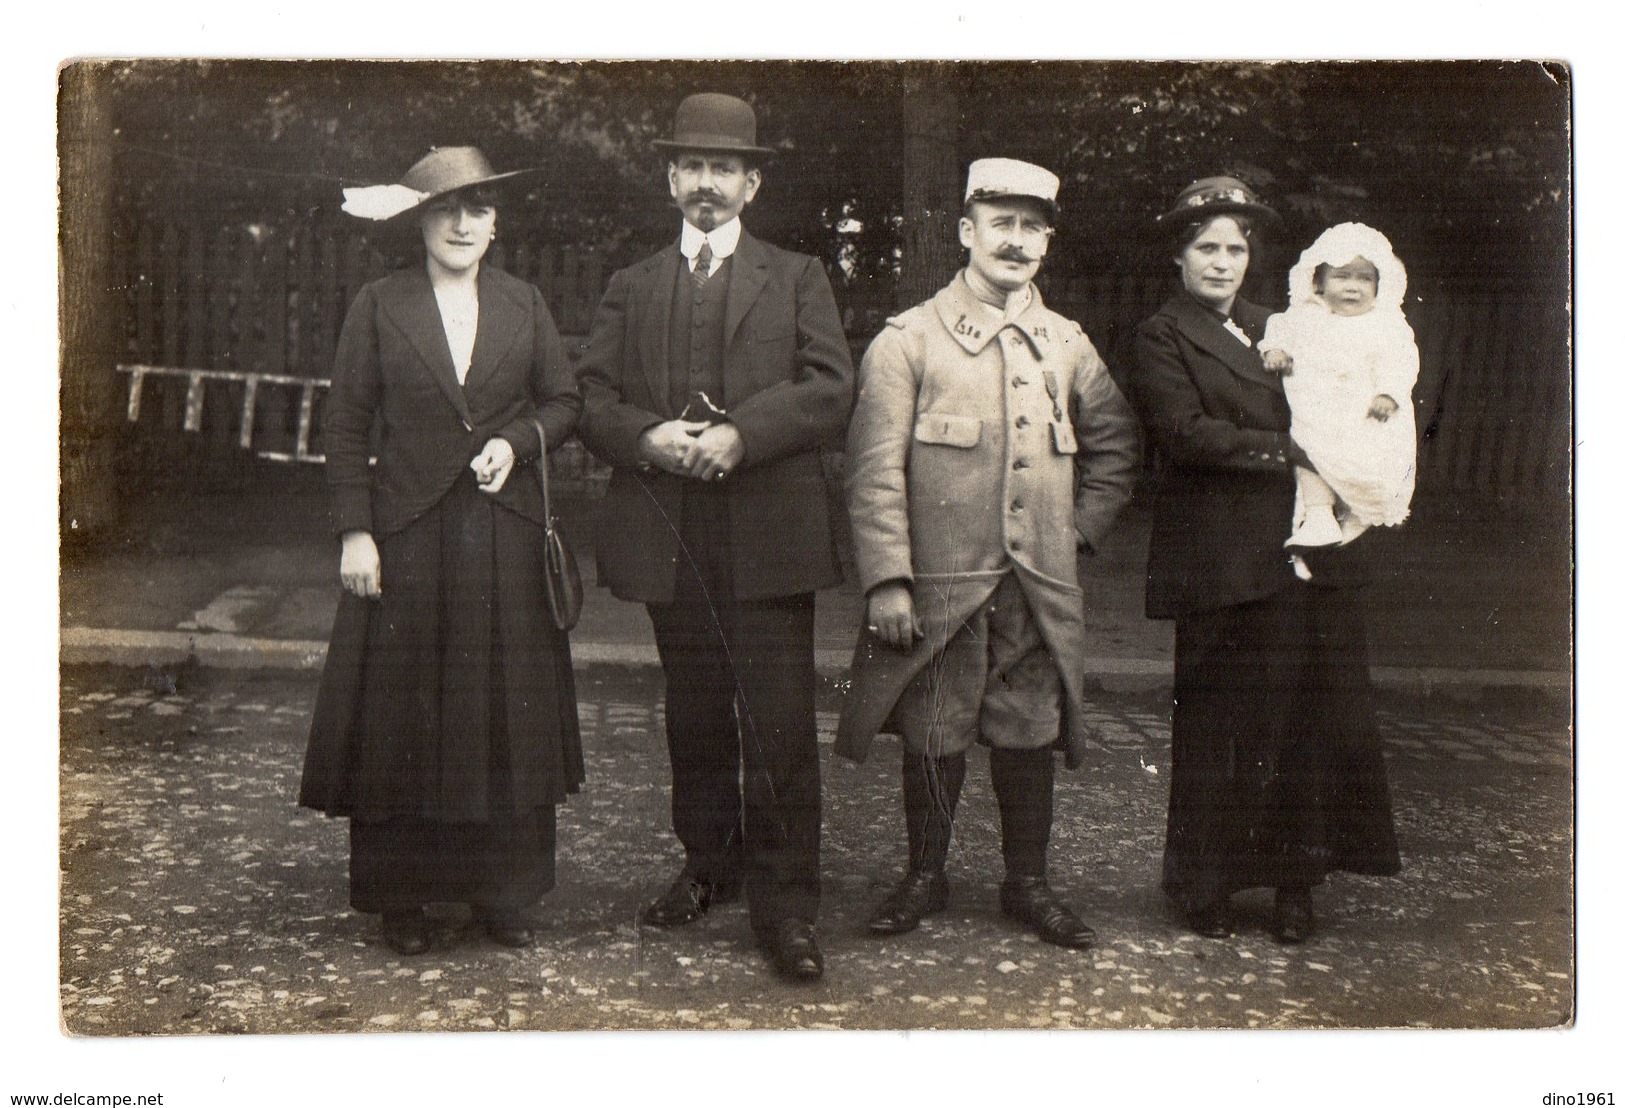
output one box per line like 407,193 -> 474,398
1260,222 -> 1420,561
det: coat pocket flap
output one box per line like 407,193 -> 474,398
913,412 -> 982,448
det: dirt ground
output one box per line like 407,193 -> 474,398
60,662 -> 1571,1035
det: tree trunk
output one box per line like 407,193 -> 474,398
898,62 -> 961,311
59,62 -> 123,542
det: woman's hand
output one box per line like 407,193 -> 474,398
1261,349 -> 1294,376
866,581 -> 922,651
1367,394 -> 1399,422
340,530 -> 382,599
471,437 -> 516,493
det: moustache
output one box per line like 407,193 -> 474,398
684,191 -> 726,206
994,248 -> 1036,264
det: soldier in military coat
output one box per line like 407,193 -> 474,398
836,159 -> 1139,948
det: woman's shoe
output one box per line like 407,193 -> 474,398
381,908 -> 430,956
1272,886 -> 1315,944
1186,899 -> 1235,938
484,920 -> 536,948
474,906 -> 537,948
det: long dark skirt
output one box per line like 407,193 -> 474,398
1161,579 -> 1401,911
300,472 -> 584,914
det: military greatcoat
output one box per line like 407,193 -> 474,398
835,274 -> 1139,768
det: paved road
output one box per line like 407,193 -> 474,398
59,663 -> 1571,1034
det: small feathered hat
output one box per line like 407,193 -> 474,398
1157,176 -> 1279,227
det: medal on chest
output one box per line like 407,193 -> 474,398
1042,369 -> 1078,453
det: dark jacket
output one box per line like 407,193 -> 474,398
575,229 -> 855,603
1128,290 -> 1300,619
323,265 -> 581,539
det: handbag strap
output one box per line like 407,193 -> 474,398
530,419 -> 553,520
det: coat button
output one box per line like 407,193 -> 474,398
1014,415 -> 1030,429
1012,459 -> 1029,471
1011,500 -> 1024,512
1011,376 -> 1028,387
1010,539 -> 1023,551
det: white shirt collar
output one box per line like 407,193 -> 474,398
680,218 -> 742,273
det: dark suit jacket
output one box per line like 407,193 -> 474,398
576,229 -> 855,603
1129,290 -> 1300,620
323,265 -> 581,540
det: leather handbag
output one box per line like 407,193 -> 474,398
531,420 -> 583,632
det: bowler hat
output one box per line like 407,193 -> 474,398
653,93 -> 777,160
1156,176 -> 1280,228
341,147 -> 534,221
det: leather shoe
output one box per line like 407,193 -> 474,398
761,919 -> 824,982
867,870 -> 949,935
480,916 -> 536,949
640,873 -> 739,928
998,877 -> 1097,950
1186,899 -> 1236,939
381,908 -> 430,956
1272,886 -> 1315,944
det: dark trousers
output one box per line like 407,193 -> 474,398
646,487 -> 821,932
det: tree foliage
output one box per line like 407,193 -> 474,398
99,58 -> 1569,317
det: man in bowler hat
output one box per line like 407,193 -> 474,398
837,159 -> 1139,948
576,93 -> 854,981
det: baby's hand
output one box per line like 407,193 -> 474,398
1367,394 -> 1399,422
1261,349 -> 1294,376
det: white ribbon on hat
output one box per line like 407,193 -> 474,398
341,184 -> 433,221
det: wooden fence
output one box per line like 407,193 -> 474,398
113,216 -> 1571,506
1044,273 -> 1573,507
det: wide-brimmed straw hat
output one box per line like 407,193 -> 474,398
341,147 -> 534,221
1156,176 -> 1280,228
652,93 -> 777,160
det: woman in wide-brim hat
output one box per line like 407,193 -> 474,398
1123,175 -> 1401,945
300,147 -> 584,956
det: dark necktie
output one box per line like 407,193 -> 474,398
692,240 -> 713,291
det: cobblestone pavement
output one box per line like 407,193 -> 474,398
59,663 -> 1572,1034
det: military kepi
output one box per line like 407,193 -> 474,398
964,157 -> 1060,219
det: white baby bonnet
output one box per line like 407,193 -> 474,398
1287,222 -> 1408,313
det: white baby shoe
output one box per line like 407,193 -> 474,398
1287,505 -> 1344,548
